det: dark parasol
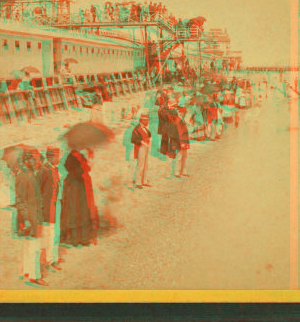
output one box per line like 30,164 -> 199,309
61,122 -> 115,151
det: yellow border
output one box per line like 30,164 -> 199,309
0,290 -> 300,303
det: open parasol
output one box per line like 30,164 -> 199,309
64,58 -> 78,64
61,122 -> 115,151
21,66 -> 40,74
1,144 -> 40,169
1,145 -> 24,168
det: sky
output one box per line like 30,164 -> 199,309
73,0 -> 292,67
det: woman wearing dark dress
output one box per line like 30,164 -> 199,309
60,150 -> 98,247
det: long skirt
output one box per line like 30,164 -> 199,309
160,134 -> 169,155
64,223 -> 91,247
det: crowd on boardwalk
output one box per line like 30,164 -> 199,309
78,2 -> 177,26
1,0 -> 178,27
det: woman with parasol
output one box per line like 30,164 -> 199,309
60,122 -> 114,247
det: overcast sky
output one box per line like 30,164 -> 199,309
73,0 -> 291,66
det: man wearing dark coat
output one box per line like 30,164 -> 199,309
42,147 -> 62,272
131,113 -> 152,188
158,104 -> 171,156
169,107 -> 190,177
15,149 -> 48,286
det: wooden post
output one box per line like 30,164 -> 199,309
144,26 -> 150,75
198,39 -> 202,79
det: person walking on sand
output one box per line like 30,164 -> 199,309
131,113 -> 152,189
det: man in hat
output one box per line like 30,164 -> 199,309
169,107 -> 190,178
207,94 -> 219,140
16,149 -> 48,286
42,147 -> 62,272
157,90 -> 171,157
131,112 -> 152,189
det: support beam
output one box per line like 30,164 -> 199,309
144,25 -> 150,75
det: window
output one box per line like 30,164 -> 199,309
92,48 -> 94,54
27,41 -> 31,51
73,46 -> 75,52
80,46 -> 82,55
112,50 -> 114,55
65,45 -> 68,50
15,40 -> 20,51
3,39 -> 8,50
86,47 -> 88,53
108,50 -> 110,54
38,42 -> 42,50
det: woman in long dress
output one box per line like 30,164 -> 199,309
60,150 -> 98,247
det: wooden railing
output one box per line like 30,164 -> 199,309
0,70 -> 153,126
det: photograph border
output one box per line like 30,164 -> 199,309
0,0 -> 299,304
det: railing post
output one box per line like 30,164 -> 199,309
58,76 -> 70,110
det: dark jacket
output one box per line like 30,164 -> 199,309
15,170 -> 43,238
131,124 -> 151,159
169,116 -> 190,152
158,107 -> 171,135
42,163 -> 60,224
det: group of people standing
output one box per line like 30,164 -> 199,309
130,101 -> 190,188
78,1 -> 177,26
3,146 -> 99,286
128,76 -> 247,189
